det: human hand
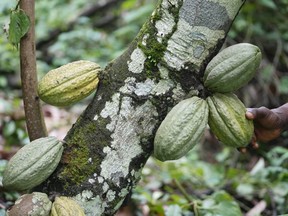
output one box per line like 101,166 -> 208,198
238,103 -> 288,153
246,107 -> 283,143
239,103 -> 288,153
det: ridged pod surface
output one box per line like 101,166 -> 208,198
154,96 -> 208,161
50,196 -> 85,216
3,136 -> 63,191
38,60 -> 101,107
207,93 -> 254,148
7,192 -> 52,216
204,43 -> 262,93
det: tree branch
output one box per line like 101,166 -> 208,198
20,0 -> 47,140
39,0 -> 245,215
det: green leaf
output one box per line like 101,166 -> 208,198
272,182 -> 288,197
165,205 -> 182,216
200,191 -> 242,216
8,9 -> 30,48
202,163 -> 225,187
123,4 -> 154,24
3,121 -> 16,136
0,76 -> 8,87
0,160 -> 8,174
212,191 -> 234,202
121,0 -> 137,10
266,147 -> 288,166
214,201 -> 242,216
236,183 -> 254,199
259,0 -> 277,9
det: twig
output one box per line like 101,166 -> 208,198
173,179 -> 193,203
173,179 -> 199,216
15,0 -> 20,10
273,37 -> 283,68
268,189 -> 277,216
19,0 -> 47,141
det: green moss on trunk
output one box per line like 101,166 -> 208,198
137,0 -> 183,79
59,121 -> 102,186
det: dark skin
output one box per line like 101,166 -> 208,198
241,103 -> 288,152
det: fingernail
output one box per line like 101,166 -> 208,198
252,142 -> 259,149
237,147 -> 247,153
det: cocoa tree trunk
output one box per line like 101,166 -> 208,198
39,0 -> 245,215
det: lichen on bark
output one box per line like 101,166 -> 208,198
39,0 -> 246,215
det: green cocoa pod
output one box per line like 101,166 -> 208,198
206,93 -> 253,148
204,43 -> 262,93
38,60 -> 101,107
50,196 -> 85,216
154,96 -> 208,161
3,136 -> 63,191
7,192 -> 52,216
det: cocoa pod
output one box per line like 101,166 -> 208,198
204,43 -> 261,93
50,196 -> 85,216
6,192 -> 52,216
154,96 -> 208,161
2,136 -> 63,191
206,93 -> 254,148
38,60 -> 101,107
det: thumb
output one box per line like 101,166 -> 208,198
245,108 -> 255,120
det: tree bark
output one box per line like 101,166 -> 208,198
39,0 -> 245,215
20,0 -> 47,140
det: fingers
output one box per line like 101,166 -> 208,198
245,110 -> 255,120
252,106 -> 272,119
238,147 -> 247,153
246,107 -> 281,130
251,142 -> 259,149
238,134 -> 259,154
250,134 -> 259,149
246,106 -> 271,120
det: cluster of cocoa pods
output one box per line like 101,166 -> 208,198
154,43 -> 262,161
2,43 -> 262,213
6,192 -> 85,216
2,137 -> 86,215
2,60 -> 101,215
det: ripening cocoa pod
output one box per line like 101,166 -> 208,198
204,43 -> 262,93
6,192 -> 52,216
154,96 -> 208,161
206,93 -> 254,148
38,60 -> 101,107
50,196 -> 85,216
3,136 -> 63,191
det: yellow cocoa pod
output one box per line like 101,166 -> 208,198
38,60 -> 101,107
50,196 -> 85,216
